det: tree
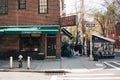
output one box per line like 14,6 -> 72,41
94,11 -> 107,36
93,0 -> 118,37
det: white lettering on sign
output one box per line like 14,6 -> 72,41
22,31 -> 42,34
85,24 -> 95,27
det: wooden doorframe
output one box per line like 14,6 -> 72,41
46,35 -> 57,58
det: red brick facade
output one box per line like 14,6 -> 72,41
0,0 -> 60,25
0,35 -> 19,52
0,0 -> 61,59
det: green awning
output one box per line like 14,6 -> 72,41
0,30 -> 4,34
0,25 -> 59,34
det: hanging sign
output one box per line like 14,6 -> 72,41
60,15 -> 77,27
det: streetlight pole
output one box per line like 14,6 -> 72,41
84,34 -> 87,55
86,24 -> 95,60
89,32 -> 93,60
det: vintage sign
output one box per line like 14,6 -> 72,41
60,15 -> 77,27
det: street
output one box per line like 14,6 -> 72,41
0,56 -> 120,80
0,69 -> 120,80
0,0 -> 120,79
99,57 -> 120,69
51,69 -> 120,80
0,72 -> 51,80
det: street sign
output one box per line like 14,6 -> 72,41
85,24 -> 95,27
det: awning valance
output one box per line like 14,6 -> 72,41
92,34 -> 115,43
0,25 -> 59,34
61,28 -> 73,39
0,30 -> 4,34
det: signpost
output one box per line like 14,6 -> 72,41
85,24 -> 95,60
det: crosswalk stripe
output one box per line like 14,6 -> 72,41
112,61 -> 120,66
56,77 -> 120,80
104,62 -> 120,69
63,73 -> 115,77
51,72 -> 120,80
50,76 -> 57,80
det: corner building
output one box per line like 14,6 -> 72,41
0,0 -> 61,59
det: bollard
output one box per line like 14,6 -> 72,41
27,56 -> 30,69
10,56 -> 13,69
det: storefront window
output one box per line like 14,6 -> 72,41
20,34 -> 43,52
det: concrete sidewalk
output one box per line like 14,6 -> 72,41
0,56 -> 105,72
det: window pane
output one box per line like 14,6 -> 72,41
0,0 -> 8,14
0,7 -> 5,13
19,0 -> 26,9
20,4 -> 25,9
0,7 -> 7,14
0,0 -> 7,6
39,0 -> 48,14
20,0 -> 25,3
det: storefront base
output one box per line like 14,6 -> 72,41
0,34 -> 61,60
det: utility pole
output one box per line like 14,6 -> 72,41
81,0 -> 85,37
81,0 -> 86,56
76,0 -> 85,45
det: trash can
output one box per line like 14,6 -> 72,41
37,53 -> 45,60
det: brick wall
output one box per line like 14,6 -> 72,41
0,0 -> 60,26
0,35 -> 19,52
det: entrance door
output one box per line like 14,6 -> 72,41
47,37 -> 56,58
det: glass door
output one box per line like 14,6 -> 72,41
47,37 -> 56,58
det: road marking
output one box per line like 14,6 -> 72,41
95,63 -> 104,67
112,61 -> 120,66
50,76 -> 57,80
51,73 -> 119,80
64,73 -> 115,77
104,62 -> 120,70
56,77 -> 120,80
66,69 -> 89,73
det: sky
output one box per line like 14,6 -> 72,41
64,0 -> 106,21
65,0 -> 106,14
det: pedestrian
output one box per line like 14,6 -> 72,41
69,43 -> 75,57
78,43 -> 83,56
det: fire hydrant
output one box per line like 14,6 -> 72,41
18,54 -> 23,68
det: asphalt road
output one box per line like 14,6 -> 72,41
0,69 -> 120,80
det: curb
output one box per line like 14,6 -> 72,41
0,69 -> 70,73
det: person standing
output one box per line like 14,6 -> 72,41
78,43 -> 83,56
69,43 -> 75,57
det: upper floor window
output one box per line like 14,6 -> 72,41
38,0 -> 48,14
0,0 -> 8,14
18,0 -> 26,9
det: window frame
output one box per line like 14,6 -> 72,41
18,0 -> 26,9
38,0 -> 48,14
0,0 -> 8,14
